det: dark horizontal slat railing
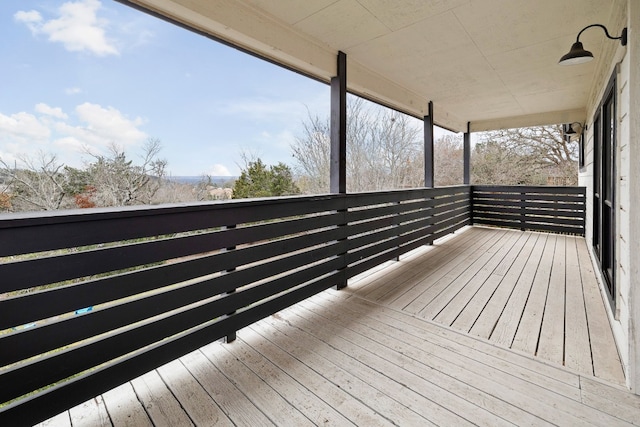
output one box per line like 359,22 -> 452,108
471,185 -> 586,235
0,184 -> 585,425
0,186 -> 470,425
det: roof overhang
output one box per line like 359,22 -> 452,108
119,0 -> 624,132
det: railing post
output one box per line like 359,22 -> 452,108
393,200 -> 401,261
520,191 -> 526,231
224,224 -> 237,343
469,185 -> 474,225
334,195 -> 348,290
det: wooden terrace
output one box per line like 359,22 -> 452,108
3,185 -> 640,425
38,226 -> 639,426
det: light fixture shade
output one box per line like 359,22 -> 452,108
558,41 -> 594,65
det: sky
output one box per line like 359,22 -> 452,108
0,0 -> 448,177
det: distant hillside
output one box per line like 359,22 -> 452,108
168,176 -> 237,186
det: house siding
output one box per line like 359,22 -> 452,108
580,0 -> 640,393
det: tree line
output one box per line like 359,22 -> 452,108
0,97 -> 578,213
290,97 -> 578,192
0,139 -> 234,212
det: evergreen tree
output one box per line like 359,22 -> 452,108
232,159 -> 300,199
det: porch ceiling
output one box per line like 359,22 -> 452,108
124,0 -> 621,132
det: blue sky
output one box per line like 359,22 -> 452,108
0,0 -> 331,176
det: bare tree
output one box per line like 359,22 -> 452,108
474,124 -> 578,185
84,138 -> 167,207
291,97 -> 423,193
0,152 -> 72,211
291,113 -> 331,194
434,134 -> 464,186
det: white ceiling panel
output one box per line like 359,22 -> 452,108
293,0 -> 390,50
125,0 -> 627,131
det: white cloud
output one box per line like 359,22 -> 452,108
74,102 -> 147,146
15,0 -> 119,57
53,136 -> 85,152
13,10 -> 43,32
210,163 -> 232,176
35,103 -> 68,119
0,112 -> 51,141
0,102 -> 147,167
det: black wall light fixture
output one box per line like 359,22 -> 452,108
559,24 -> 627,65
564,122 -> 584,136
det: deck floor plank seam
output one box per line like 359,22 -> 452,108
199,338 -> 315,427
564,236 -> 593,375
102,382 -> 152,427
422,230 -> 531,323
181,349 -> 277,427
273,303 -> 515,426
288,294 -> 629,426
511,233 -> 557,354
395,228 -> 509,313
465,232 -> 539,338
354,226 -> 484,302
489,233 -> 548,348
252,314 -> 438,426
308,290 -> 584,399
243,323 -> 395,427
437,232 -> 541,330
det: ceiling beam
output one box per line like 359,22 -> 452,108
470,109 -> 587,132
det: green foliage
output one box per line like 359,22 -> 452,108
63,166 -> 91,196
232,159 -> 300,199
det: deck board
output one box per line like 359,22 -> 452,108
41,226 -> 637,426
467,232 -> 538,338
157,360 -> 233,427
577,240 -> 626,382
564,236 -> 593,374
511,233 -> 556,354
102,383 -> 152,427
180,350 -> 276,427
348,226 -> 624,384
130,370 -> 193,427
490,233 -> 547,347
536,233 -> 566,364
295,293 -> 628,426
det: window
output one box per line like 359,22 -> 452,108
592,72 -> 616,305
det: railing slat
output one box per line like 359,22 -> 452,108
471,185 -> 585,235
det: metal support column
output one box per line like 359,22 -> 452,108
463,121 -> 471,185
330,51 -> 347,194
424,101 -> 434,188
330,51 -> 348,289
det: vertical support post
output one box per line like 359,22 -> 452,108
463,121 -> 471,185
424,101 -> 435,245
464,122 -> 473,225
331,51 -> 347,195
224,224 -> 236,343
331,51 -> 348,290
424,101 -> 434,188
520,192 -> 526,231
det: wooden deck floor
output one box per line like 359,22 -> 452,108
39,227 -> 639,426
346,226 -> 625,384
